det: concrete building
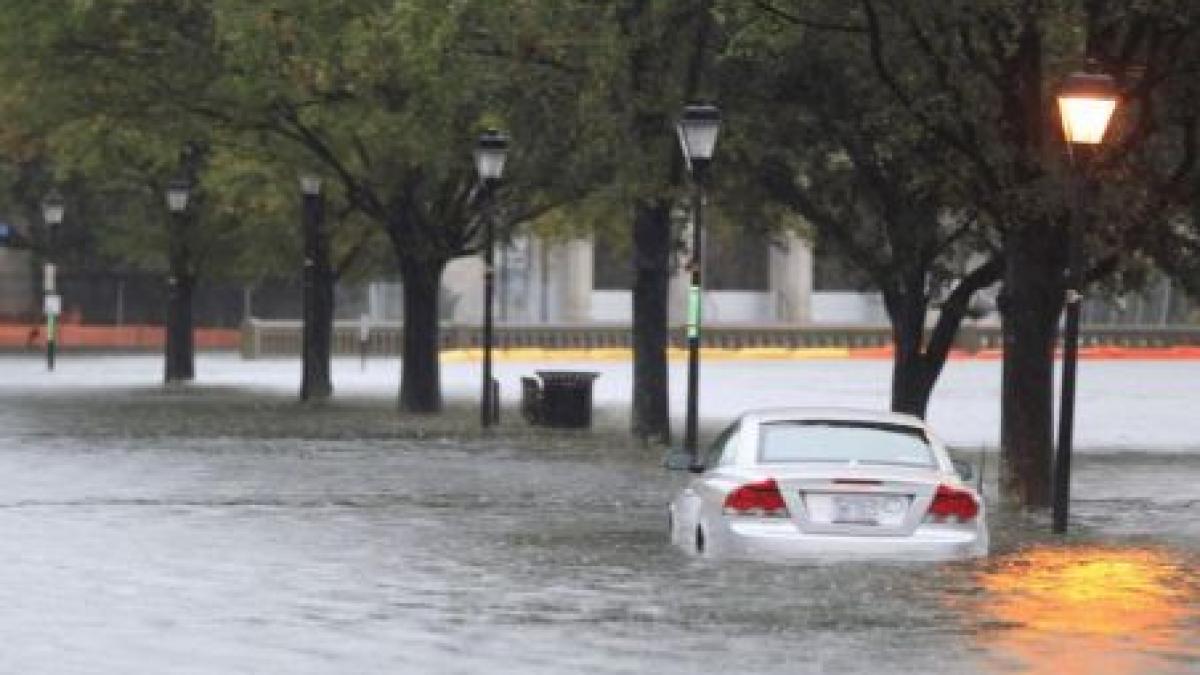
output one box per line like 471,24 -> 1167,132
429,231 -> 888,327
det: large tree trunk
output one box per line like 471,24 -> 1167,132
1000,228 -> 1063,507
884,288 -> 937,418
885,257 -> 1003,419
631,199 -> 673,444
301,191 -> 333,401
891,343 -> 937,419
398,256 -> 446,413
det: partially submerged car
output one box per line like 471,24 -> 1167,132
666,407 -> 987,561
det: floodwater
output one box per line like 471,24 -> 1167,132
0,384 -> 1197,674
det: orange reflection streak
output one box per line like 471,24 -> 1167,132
958,546 -> 1199,674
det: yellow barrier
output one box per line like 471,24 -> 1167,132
439,346 -> 852,363
439,345 -> 1200,363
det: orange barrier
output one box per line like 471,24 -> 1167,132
845,346 -> 894,360
0,323 -> 240,350
1077,345 -> 1200,360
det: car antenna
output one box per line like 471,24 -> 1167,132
976,447 -> 986,495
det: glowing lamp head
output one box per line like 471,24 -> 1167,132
474,129 -> 510,182
1057,71 -> 1118,145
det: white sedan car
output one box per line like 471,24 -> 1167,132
667,408 -> 987,561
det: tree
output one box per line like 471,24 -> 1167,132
753,0 -> 1200,505
722,5 -> 1002,418
0,0 -> 570,410
519,0 -> 721,444
0,0 -> 266,383
208,0 -> 588,411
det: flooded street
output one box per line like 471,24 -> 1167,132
0,364 -> 1197,673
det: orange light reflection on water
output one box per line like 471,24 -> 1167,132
962,545 -> 1199,674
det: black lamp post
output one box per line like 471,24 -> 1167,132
40,190 -> 65,371
164,178 -> 193,384
676,104 -> 722,464
1052,69 -> 1117,534
299,174 -> 332,401
474,129 -> 509,428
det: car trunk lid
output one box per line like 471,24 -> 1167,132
771,465 -> 943,536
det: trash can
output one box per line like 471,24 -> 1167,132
520,376 -> 543,425
535,370 -> 600,428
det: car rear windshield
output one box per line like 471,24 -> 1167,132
758,420 -> 935,467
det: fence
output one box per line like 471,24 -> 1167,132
0,268 -> 372,328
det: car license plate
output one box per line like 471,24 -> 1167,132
803,492 -> 911,527
832,495 -> 882,524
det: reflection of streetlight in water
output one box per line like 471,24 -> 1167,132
961,546 -> 1199,673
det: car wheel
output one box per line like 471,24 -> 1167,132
695,525 -> 706,554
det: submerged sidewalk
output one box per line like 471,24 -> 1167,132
2,353 -> 1198,453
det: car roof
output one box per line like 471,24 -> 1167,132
736,406 -> 929,430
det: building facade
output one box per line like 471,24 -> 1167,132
432,232 -> 889,327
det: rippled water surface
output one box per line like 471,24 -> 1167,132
0,386 -> 1196,674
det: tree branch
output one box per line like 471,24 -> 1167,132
750,1 -> 866,33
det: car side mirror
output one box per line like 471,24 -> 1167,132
664,450 -> 704,473
952,459 -> 974,482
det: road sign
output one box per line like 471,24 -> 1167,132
44,294 -> 61,315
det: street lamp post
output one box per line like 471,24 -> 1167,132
474,129 -> 509,428
164,178 -> 192,384
1052,69 -> 1117,534
676,104 -> 722,464
41,190 -> 65,371
299,174 -> 331,401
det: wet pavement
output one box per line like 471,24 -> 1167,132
0,364 -> 1198,673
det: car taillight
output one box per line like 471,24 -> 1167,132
723,478 -> 789,518
926,484 -> 979,523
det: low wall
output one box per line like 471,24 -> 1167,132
2,319 -> 1195,357
239,319 -> 1200,358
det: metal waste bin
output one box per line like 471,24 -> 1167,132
520,376 -> 543,425
535,370 -> 600,428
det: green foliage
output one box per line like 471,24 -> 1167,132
3,0 -> 1199,295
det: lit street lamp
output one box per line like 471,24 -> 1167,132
1052,68 -> 1118,534
40,189 -> 65,371
475,129 -> 509,428
677,103 -> 721,464
164,178 -> 194,383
